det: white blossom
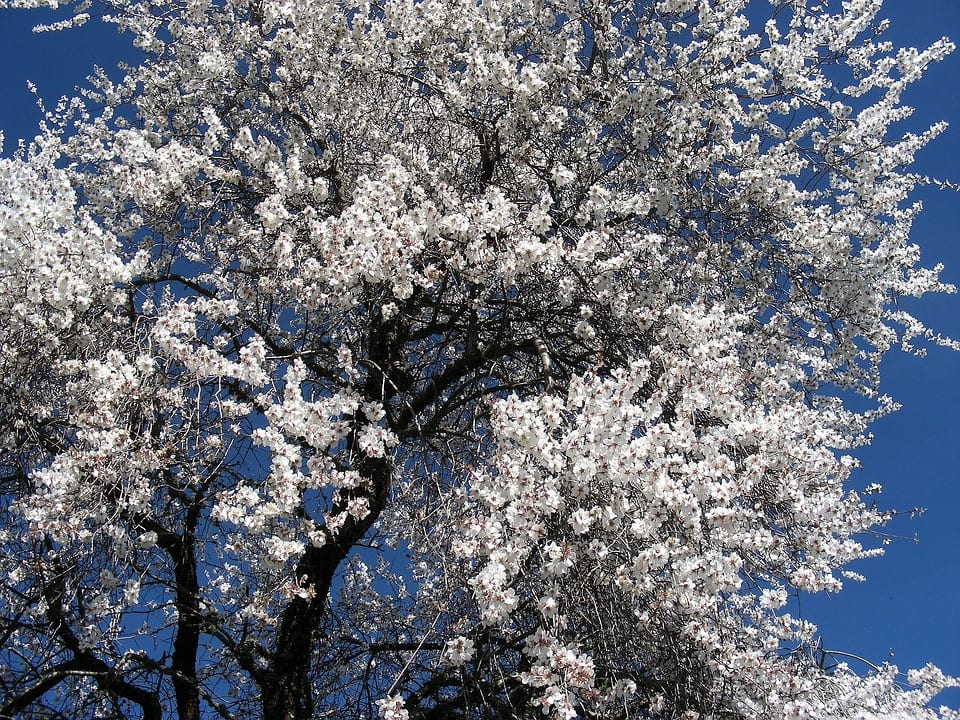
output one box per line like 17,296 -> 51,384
0,0 -> 955,718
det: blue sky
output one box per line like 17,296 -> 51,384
0,0 -> 957,698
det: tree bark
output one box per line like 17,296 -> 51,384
167,530 -> 202,720
260,454 -> 392,720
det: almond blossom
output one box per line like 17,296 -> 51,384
0,0 -> 957,718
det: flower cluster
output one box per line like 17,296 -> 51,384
0,0 -> 956,718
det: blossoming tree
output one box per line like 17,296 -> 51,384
0,0 -> 957,718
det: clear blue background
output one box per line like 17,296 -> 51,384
1,0 -> 957,697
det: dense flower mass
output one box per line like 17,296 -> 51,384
0,0 -> 957,718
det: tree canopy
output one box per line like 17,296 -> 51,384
0,0 -> 957,718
